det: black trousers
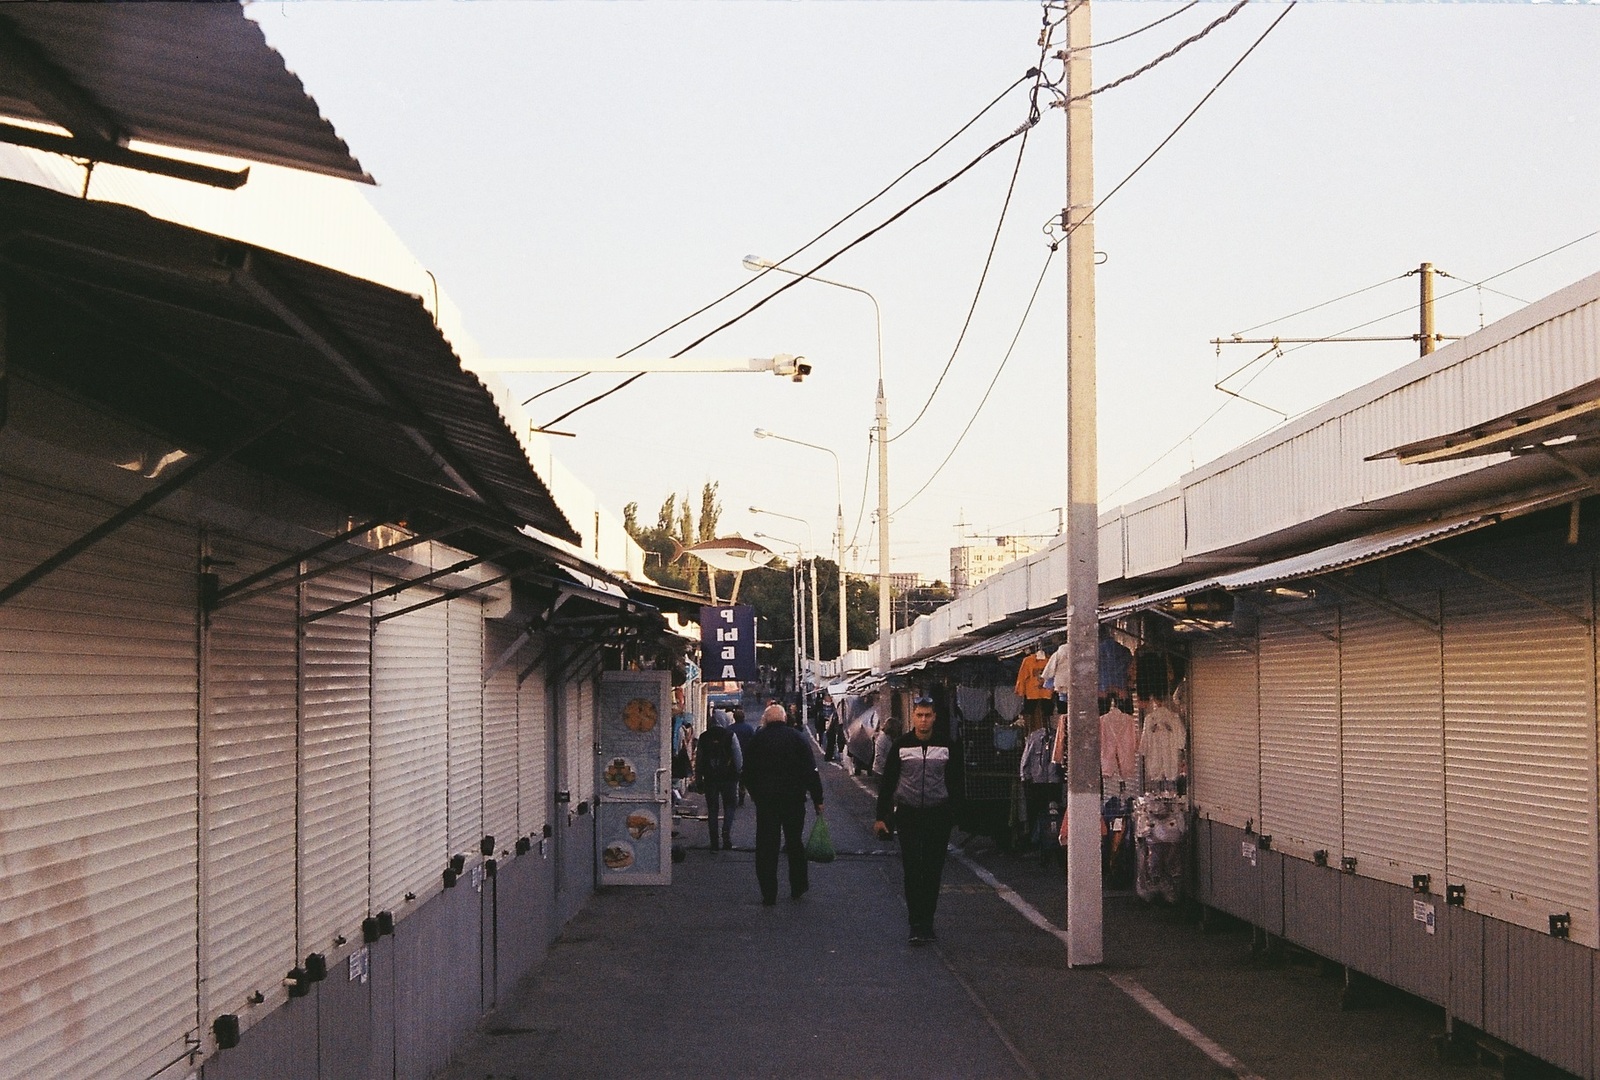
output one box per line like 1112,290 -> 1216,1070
753,794 -> 809,902
895,802 -> 954,931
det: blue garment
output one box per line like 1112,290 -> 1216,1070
1098,637 -> 1132,695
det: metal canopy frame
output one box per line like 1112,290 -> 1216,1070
212,524 -> 470,610
300,547 -> 516,624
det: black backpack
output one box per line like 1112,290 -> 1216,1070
697,727 -> 737,785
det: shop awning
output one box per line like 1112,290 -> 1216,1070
1100,511 -> 1503,620
0,177 -> 578,549
0,4 -> 370,188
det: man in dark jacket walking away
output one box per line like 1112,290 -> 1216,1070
743,704 -> 825,906
729,707 -> 757,806
874,693 -> 963,944
695,710 -> 743,850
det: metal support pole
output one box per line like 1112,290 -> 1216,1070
876,390 -> 892,729
1419,262 -> 1436,356
809,556 -> 822,686
1064,0 -> 1104,968
837,505 -> 848,660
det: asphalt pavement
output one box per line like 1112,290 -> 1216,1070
436,738 -> 1518,1080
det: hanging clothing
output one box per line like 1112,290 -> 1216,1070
1098,637 -> 1132,695
1140,704 -> 1186,781
1040,642 -> 1069,691
1099,706 -> 1139,782
1051,712 -> 1068,769
1014,652 -> 1052,701
1019,725 -> 1061,784
1133,647 -> 1170,700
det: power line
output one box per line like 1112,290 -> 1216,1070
892,116 -> 1034,444
545,105 -> 1042,430
894,244 -> 1059,515
847,429 -> 874,556
1070,0 -> 1250,102
1229,273 -> 1408,338
1085,2 -> 1200,50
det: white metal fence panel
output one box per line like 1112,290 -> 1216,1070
518,659 -> 549,839
447,599 -> 483,857
1188,636 -> 1259,830
0,474 -> 199,1080
371,591 -> 449,914
1257,608 -> 1342,861
201,536 -> 300,1023
1442,556 -> 1598,947
298,567 -> 372,957
482,623 -> 521,849
1339,596 -> 1445,887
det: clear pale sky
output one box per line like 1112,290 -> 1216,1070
248,1 -> 1600,581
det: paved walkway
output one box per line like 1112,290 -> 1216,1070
438,743 -> 1509,1080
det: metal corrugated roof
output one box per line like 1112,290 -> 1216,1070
1371,378 -> 1600,466
0,177 -> 576,544
0,4 -> 370,184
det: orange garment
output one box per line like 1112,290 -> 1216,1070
1014,653 -> 1051,700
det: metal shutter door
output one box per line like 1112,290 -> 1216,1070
1442,559 -> 1598,946
201,535 -> 299,1023
447,599 -> 483,857
570,673 -> 597,804
371,591 -> 448,913
1340,595 -> 1445,888
0,474 -> 198,1080
481,623 -> 520,847
518,661 -> 549,839
299,568 -> 372,956
1258,609 -> 1342,861
1189,636 -> 1259,830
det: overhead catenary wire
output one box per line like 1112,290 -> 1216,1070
1068,0 -> 1250,103
525,73 -> 1034,419
1085,2 -> 1201,51
1229,272 -> 1408,338
543,106 -> 1042,430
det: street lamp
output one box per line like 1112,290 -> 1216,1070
751,506 -> 821,682
752,529 -> 810,732
743,255 -> 890,681
753,428 -> 847,661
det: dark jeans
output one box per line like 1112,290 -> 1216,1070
895,802 -> 954,932
704,780 -> 738,844
753,793 -> 809,902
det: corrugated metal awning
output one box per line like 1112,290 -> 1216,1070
0,177 -> 577,547
1370,378 -> 1600,466
0,4 -> 370,187
1101,512 -> 1503,619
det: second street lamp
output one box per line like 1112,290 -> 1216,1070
750,507 -> 821,689
749,435 -> 847,659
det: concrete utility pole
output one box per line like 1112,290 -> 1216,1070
1064,0 -> 1103,968
1419,262 -> 1436,356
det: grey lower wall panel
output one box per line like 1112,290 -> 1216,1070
394,883 -> 484,1080
1259,849 -> 1285,937
1341,873 -> 1393,985
556,811 -> 596,927
1208,822 -> 1262,925
1447,905 -> 1485,1030
1503,925 -> 1592,1078
201,995 -> 318,1080
368,935 -> 397,1080
1388,888 -> 1446,1007
318,952 -> 373,1080
495,847 -> 555,1003
1283,858 -> 1341,961
1194,818 -> 1214,907
1482,916 -> 1512,1045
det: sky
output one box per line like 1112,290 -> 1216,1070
246,0 -> 1600,581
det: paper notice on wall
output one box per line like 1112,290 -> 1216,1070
349,947 -> 370,983
1413,899 -> 1436,935
1241,841 -> 1257,867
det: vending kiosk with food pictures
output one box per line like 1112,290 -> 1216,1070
595,670 -> 674,884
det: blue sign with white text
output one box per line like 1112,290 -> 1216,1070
699,604 -> 758,682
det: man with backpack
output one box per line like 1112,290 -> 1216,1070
695,710 -> 743,850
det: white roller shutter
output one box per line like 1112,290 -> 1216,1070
518,657 -> 549,838
1258,608 -> 1341,861
482,623 -> 521,848
1339,595 -> 1444,888
1442,557 -> 1598,946
568,672 -> 597,804
447,599 -> 483,857
0,473 -> 199,1080
298,568 -> 372,956
1189,636 -> 1259,830
201,535 -> 299,1022
371,590 -> 448,913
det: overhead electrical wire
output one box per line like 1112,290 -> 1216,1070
1085,2 -> 1201,50
528,73 -> 1034,424
847,429 -> 875,558
1104,227 -> 1600,502
1229,272 -> 1408,338
543,105 -> 1042,430
1071,0 -> 1250,102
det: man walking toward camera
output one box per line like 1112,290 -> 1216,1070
875,693 -> 963,944
744,704 -> 824,906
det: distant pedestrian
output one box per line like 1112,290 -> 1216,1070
875,693 -> 964,944
744,704 -> 825,906
696,710 -> 743,850
823,702 -> 844,762
729,707 -> 757,806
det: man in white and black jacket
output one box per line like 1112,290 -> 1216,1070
874,693 -> 964,944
